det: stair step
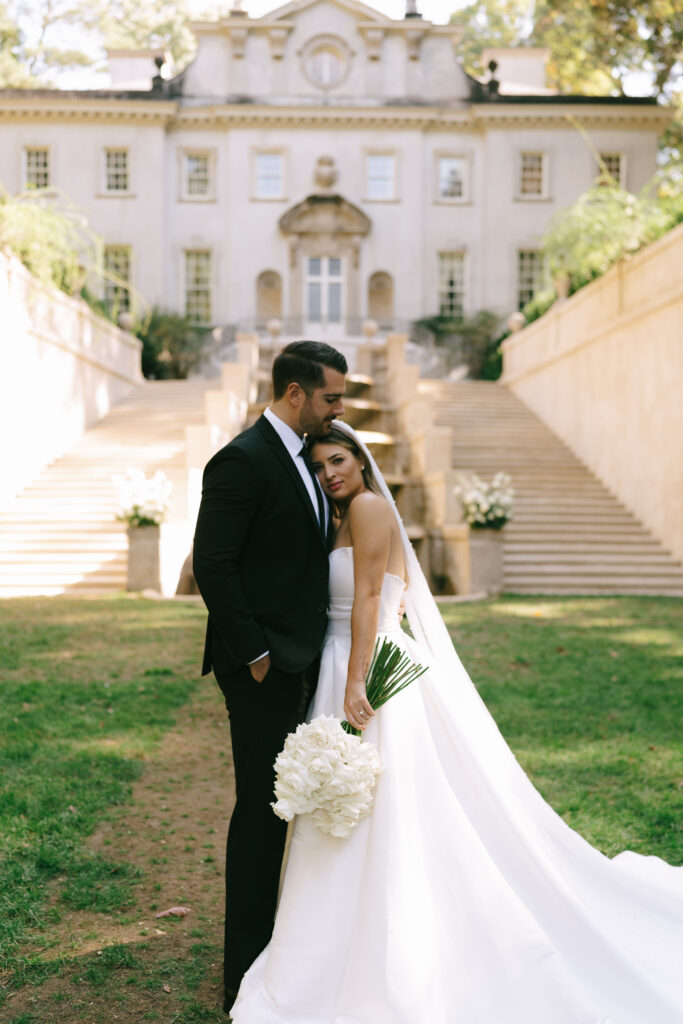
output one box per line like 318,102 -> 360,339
430,378 -> 683,595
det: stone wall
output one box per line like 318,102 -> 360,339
501,222 -> 683,563
0,250 -> 143,508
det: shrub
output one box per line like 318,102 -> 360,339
134,306 -> 209,380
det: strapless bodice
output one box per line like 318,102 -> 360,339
326,546 -> 405,638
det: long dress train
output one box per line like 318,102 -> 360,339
232,545 -> 683,1023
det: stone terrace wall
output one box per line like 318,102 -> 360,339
501,222 -> 683,563
0,250 -> 143,508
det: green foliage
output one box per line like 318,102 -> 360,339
541,177 -> 672,287
449,0 -> 533,79
414,310 -> 502,379
134,306 -> 209,380
1,0 -> 96,86
0,186 -> 100,294
450,0 -> 683,99
100,0 -> 199,72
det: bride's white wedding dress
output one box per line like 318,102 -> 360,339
232,548 -> 683,1024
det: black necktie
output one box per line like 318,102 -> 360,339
300,444 -> 326,532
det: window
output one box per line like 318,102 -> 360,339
25,148 -> 49,189
184,153 -> 211,197
517,250 -> 545,310
184,250 -> 212,324
255,153 -> 284,199
103,245 -> 131,314
366,154 -> 395,201
302,36 -> 350,89
305,257 -> 344,325
598,153 -> 625,187
438,252 -> 466,319
308,46 -> 345,87
519,152 -> 546,198
105,149 -> 129,192
437,156 -> 468,201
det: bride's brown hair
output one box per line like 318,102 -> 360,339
308,425 -> 383,501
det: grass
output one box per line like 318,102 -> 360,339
0,596 -> 207,973
441,594 -> 683,860
0,592 -> 681,1022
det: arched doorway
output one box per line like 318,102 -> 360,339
368,271 -> 394,327
256,270 -> 282,325
279,194 -> 371,335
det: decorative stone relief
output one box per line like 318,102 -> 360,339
268,28 -> 289,60
229,27 -> 248,59
406,29 -> 425,60
364,29 -> 385,61
314,155 -> 338,192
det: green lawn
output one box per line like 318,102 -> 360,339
0,593 -> 681,1022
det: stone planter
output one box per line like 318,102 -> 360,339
468,526 -> 505,595
126,524 -> 161,592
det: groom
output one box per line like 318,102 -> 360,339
193,340 -> 347,1015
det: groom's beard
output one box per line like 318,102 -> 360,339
299,402 -> 336,437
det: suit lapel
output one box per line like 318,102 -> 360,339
255,416 -> 328,550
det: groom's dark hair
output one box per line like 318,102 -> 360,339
272,340 -> 347,400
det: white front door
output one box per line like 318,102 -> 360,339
304,256 -> 344,335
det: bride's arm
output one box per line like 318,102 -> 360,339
345,493 -> 393,731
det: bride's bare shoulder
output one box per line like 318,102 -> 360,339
348,491 -> 393,526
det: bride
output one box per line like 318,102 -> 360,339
231,421 -> 683,1024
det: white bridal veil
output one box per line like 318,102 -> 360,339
331,419 -> 683,1021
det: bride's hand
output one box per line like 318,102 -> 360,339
344,680 -> 375,732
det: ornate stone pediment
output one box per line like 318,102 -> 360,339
279,193 -> 371,237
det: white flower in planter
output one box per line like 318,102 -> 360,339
454,471 -> 514,529
112,468 -> 172,527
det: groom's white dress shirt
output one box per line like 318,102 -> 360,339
247,407 -> 330,665
263,406 -> 330,532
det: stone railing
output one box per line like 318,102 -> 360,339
501,222 -> 683,564
0,250 -> 143,509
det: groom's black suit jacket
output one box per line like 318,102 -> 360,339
193,414 -> 330,678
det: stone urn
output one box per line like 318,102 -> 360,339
468,526 -> 505,595
126,524 -> 161,592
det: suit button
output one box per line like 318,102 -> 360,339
318,604 -> 326,613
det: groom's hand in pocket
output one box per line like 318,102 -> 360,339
248,653 -> 271,683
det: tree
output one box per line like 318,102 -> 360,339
6,0 -> 97,84
98,0 -> 198,72
0,3 -> 35,86
449,0 -> 533,80
449,0 -> 683,99
0,0 -> 210,88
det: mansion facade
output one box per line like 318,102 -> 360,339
0,0 -> 671,340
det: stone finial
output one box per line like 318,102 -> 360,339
507,311 -> 526,333
314,155 -> 338,192
266,319 -> 283,340
229,0 -> 246,15
362,319 -> 379,340
405,0 -> 422,17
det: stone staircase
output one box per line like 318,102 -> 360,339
0,379 -> 213,597
421,379 -> 683,596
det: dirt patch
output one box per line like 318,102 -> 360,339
5,682 -> 234,1023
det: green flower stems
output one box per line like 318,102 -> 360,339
342,637 -> 427,737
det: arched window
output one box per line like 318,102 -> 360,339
256,270 -> 282,324
368,271 -> 394,327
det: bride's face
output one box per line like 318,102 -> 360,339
310,443 -> 365,505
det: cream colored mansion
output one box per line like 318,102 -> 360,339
0,0 -> 670,339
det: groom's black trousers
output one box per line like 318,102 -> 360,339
217,660 -> 316,994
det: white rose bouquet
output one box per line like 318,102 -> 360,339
272,638 -> 426,839
453,470 -> 514,530
112,468 -> 172,527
